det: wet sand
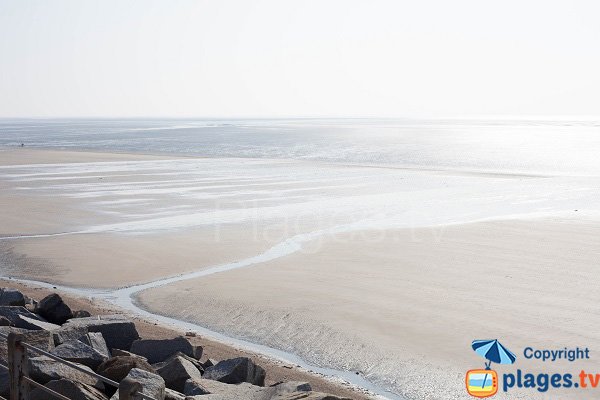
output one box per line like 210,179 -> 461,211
137,219 -> 600,399
2,148 -> 600,399
0,149 -> 294,287
0,226 -> 286,288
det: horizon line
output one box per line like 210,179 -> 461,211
1,115 -> 600,121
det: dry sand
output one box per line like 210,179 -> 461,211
137,219 -> 600,399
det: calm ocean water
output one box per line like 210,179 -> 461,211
1,118 -> 600,175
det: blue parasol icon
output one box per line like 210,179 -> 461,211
472,339 -> 516,368
471,339 -> 516,389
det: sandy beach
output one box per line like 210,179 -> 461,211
137,218 -> 600,399
2,148 -> 600,399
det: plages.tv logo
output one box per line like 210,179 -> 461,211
466,339 -> 516,398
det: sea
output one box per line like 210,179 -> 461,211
1,118 -> 600,176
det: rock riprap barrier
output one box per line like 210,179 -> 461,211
0,287 -> 351,400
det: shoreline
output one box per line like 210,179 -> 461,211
0,145 -> 568,178
0,224 -> 407,399
0,277 -> 380,400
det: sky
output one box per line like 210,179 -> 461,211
1,0 -> 600,118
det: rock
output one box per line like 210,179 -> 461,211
157,352 -> 203,375
201,358 -> 216,369
0,327 -> 55,361
269,382 -> 312,393
62,315 -> 139,351
274,392 -> 351,400
54,326 -> 89,346
156,355 -> 202,392
29,356 -> 104,390
23,295 -> 36,305
0,306 -> 57,330
79,332 -> 111,358
0,288 -> 25,306
19,314 -> 61,330
22,329 -> 56,351
188,380 -> 312,400
97,356 -> 155,383
112,348 -> 147,361
51,340 -> 109,370
130,336 -> 202,364
0,368 -> 8,399
186,380 -> 265,400
30,379 -> 108,400
165,388 -> 186,400
0,316 -> 11,326
35,293 -> 73,324
183,378 -> 210,396
0,327 -> 55,362
109,368 -> 165,400
74,310 -> 92,318
204,357 -> 266,386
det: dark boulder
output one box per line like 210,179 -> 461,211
35,294 -> 73,325
62,315 -> 139,351
0,368 -> 7,399
53,326 -> 89,346
201,358 -> 216,369
192,379 -> 267,399
156,355 -> 202,392
97,356 -> 155,382
183,378 -> 210,396
109,368 -> 165,400
29,356 -> 104,390
112,348 -> 147,361
155,352 -> 203,375
79,332 -> 111,358
51,340 -> 109,370
165,388 -> 186,400
203,357 -> 266,386
0,327 -> 55,361
276,392 -> 352,400
267,381 -> 312,395
0,288 -> 25,306
20,314 -> 61,330
30,379 -> 108,400
73,310 -> 92,318
0,306 -> 58,330
130,336 -> 202,364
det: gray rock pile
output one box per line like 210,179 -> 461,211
0,287 -> 352,400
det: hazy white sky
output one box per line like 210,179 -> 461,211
1,0 -> 600,118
